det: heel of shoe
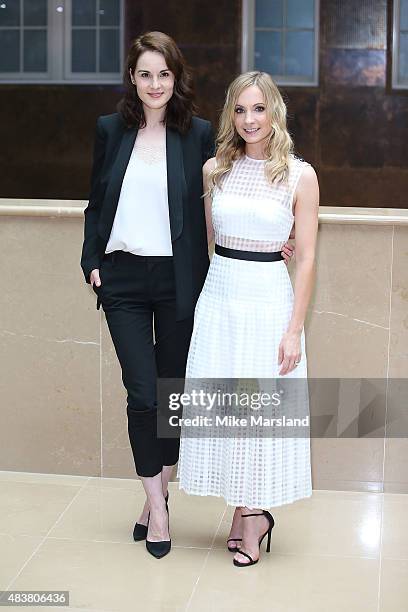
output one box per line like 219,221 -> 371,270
263,510 -> 274,553
266,528 -> 272,553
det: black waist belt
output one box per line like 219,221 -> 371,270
214,244 -> 284,262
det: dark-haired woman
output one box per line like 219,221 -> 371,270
81,31 -> 294,560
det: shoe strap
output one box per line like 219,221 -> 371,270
236,550 -> 254,563
227,538 -> 242,542
241,513 -> 264,518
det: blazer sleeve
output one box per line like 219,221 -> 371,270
80,117 -> 107,283
202,120 -> 216,165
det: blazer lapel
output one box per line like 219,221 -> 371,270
166,127 -> 186,241
99,126 -> 138,240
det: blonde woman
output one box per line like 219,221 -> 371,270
177,71 -> 319,567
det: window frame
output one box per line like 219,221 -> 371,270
0,0 -> 124,84
242,0 -> 320,87
392,0 -> 408,89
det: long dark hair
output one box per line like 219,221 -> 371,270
117,31 -> 197,133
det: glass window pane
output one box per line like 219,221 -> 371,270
399,32 -> 408,82
24,29 -> 47,71
0,29 -> 20,71
0,0 -> 20,26
255,31 -> 282,75
285,30 -> 314,77
72,29 -> 96,72
287,0 -> 314,29
99,0 -> 120,26
255,0 -> 283,28
100,28 -> 119,72
23,0 -> 47,26
401,0 -> 408,31
72,0 -> 96,26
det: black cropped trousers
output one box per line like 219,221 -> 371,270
95,250 -> 193,477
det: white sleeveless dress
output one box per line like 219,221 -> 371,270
177,154 -> 313,509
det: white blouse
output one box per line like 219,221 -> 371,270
105,137 -> 173,256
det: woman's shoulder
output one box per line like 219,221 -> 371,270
289,154 -> 318,195
190,115 -> 213,135
93,113 -> 129,147
290,153 -> 315,171
203,156 -> 217,175
97,112 -> 127,133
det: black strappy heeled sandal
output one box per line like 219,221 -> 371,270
233,510 -> 275,567
133,491 -> 169,542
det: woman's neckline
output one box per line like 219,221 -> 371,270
244,154 -> 266,162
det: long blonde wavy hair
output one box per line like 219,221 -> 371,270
208,71 -> 294,194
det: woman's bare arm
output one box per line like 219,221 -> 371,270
203,157 -> 216,250
278,165 -> 319,374
286,165 -> 319,335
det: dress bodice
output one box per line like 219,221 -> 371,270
212,153 -> 310,252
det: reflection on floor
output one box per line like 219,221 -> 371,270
0,471 -> 407,611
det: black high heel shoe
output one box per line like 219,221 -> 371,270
233,510 -> 275,567
133,491 -> 169,542
145,498 -> 171,559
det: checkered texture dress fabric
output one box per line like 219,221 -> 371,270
177,154 -> 313,509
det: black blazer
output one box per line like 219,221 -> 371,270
81,112 -> 215,320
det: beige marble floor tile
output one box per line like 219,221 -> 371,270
187,548 -> 380,612
162,486 -> 226,549
379,558 -> 408,612
214,490 -> 382,558
381,493 -> 408,504
9,538 -> 208,611
12,609 -> 115,612
0,534 -> 43,589
85,476 -> 140,491
314,479 -> 384,493
381,496 -> 408,559
0,481 -> 83,536
0,471 -> 90,487
47,482 -> 151,544
49,479 -> 225,549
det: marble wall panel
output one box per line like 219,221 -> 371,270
309,223 -> 392,330
311,438 -> 385,492
1,209 -> 407,490
388,226 -> 408,379
0,216 -> 100,474
0,332 -> 100,475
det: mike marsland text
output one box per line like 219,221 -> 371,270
168,415 -> 310,427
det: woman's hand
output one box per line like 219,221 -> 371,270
281,241 -> 295,265
281,220 -> 296,265
90,269 -> 101,288
278,331 -> 302,375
